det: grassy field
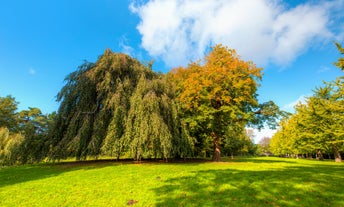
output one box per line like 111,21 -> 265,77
0,157 -> 343,207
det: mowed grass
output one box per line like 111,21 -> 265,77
1,157 -> 344,207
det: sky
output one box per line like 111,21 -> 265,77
1,0 -> 343,142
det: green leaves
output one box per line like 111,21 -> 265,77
271,43 -> 344,161
0,96 -> 18,132
0,127 -> 24,165
51,50 -> 193,161
271,77 -> 344,161
171,44 -> 271,160
334,42 -> 344,72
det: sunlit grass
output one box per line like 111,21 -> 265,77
0,157 -> 343,206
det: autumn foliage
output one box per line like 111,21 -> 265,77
171,45 -> 264,161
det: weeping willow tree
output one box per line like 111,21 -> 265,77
50,49 -> 193,161
122,75 -> 194,160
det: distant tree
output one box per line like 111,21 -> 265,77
259,137 -> 271,155
222,125 -> 257,158
17,108 -> 54,163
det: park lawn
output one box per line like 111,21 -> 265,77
0,157 -> 343,207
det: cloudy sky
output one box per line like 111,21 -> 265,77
1,0 -> 343,142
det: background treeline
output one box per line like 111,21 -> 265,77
1,45 -> 283,165
270,43 -> 344,162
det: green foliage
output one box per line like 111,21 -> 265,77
223,125 -> 256,157
123,75 -> 174,160
18,108 -> 55,163
171,45 -> 280,161
0,95 -> 18,132
51,50 -> 192,161
271,79 -> 344,161
334,42 -> 344,71
271,44 -> 344,162
0,46 -> 284,164
0,95 -> 55,165
0,127 -> 24,165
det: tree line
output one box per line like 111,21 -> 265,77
4,44 -> 326,165
270,43 -> 344,162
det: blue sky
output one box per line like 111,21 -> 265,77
1,0 -> 343,140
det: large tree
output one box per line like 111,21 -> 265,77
171,44 -> 280,161
50,50 -> 192,161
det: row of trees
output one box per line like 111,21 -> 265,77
1,44 -> 282,165
270,43 -> 344,162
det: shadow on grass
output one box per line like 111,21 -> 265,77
0,160 -> 119,188
0,158 -> 207,188
153,162 -> 344,207
223,157 -> 299,164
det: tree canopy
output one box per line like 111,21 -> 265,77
0,45 -> 293,165
170,45 -> 281,161
50,50 -> 193,161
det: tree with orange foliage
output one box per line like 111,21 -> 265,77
171,44 -> 281,161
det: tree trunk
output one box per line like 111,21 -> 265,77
316,149 -> 324,161
333,145 -> 342,163
212,133 -> 221,162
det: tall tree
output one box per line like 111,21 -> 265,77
50,51 -> 155,160
50,50 -> 193,161
171,44 -> 279,161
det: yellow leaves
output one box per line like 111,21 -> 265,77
170,44 -> 262,116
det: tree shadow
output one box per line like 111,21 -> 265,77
224,157 -> 299,164
153,162 -> 344,206
0,158 -> 208,188
0,159 -> 130,188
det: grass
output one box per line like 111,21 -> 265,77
0,157 -> 344,207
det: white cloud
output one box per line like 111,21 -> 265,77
283,94 -> 308,112
130,0 -> 342,68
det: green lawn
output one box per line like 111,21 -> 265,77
0,157 -> 343,207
